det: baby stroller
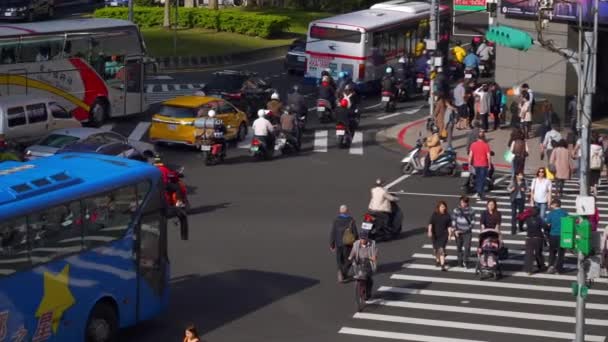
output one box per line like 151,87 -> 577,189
476,230 -> 502,280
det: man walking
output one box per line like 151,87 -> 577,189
453,78 -> 467,127
330,204 -> 358,283
474,83 -> 492,131
545,199 -> 568,273
452,196 -> 475,268
468,131 -> 492,199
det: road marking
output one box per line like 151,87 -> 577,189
313,130 -> 328,152
145,84 -> 155,93
484,195 -> 608,205
384,174 -> 411,190
377,286 -> 608,310
237,130 -> 253,149
363,103 -> 382,110
307,107 -> 316,112
403,261 -> 608,284
353,313 -> 606,342
147,75 -> 173,80
161,84 -> 169,92
338,327 -> 487,342
391,191 -> 465,198
489,200 -> 608,212
367,299 -> 608,326
100,124 -> 113,131
494,175 -> 508,185
128,122 -> 151,141
377,106 -> 422,120
349,131 -> 363,155
411,252 -> 577,269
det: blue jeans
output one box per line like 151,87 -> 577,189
535,202 -> 548,221
475,166 -> 489,196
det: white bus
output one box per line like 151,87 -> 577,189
305,0 -> 451,91
0,18 -> 150,126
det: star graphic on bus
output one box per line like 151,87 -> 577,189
35,265 -> 75,334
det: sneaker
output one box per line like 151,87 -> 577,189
547,266 -> 556,274
441,265 -> 448,272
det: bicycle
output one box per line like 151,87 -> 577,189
352,258 -> 374,312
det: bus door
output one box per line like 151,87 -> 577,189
122,55 -> 144,116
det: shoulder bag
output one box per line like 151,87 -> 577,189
342,219 -> 356,246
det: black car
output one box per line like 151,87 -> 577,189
0,0 -> 54,21
284,39 -> 306,74
199,70 -> 273,118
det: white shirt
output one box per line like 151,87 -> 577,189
542,130 -> 562,149
531,178 -> 552,203
453,83 -> 465,107
252,117 -> 274,136
368,186 -> 397,213
476,43 -> 492,61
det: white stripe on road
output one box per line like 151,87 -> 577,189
377,286 -> 608,310
161,84 -> 169,92
377,107 -> 422,120
484,195 -> 608,206
145,84 -> 155,93
391,274 -> 608,296
237,130 -> 253,149
403,261 -> 608,284
420,244 -> 576,258
100,123 -> 113,131
339,327 -> 487,342
490,200 -> 608,212
391,191 -> 466,198
384,174 -> 411,190
349,131 -> 363,155
367,299 -> 608,326
353,313 -> 606,342
313,130 -> 328,152
411,252 -> 577,269
493,175 -> 508,185
363,103 -> 382,110
128,122 -> 151,142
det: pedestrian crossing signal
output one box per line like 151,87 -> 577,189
485,25 -> 534,51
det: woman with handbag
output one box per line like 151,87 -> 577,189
508,172 -> 527,235
428,201 -> 453,271
509,128 -> 528,179
549,139 -> 571,198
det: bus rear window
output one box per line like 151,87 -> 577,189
310,26 -> 362,43
157,105 -> 198,118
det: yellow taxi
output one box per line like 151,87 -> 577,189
149,96 -> 249,147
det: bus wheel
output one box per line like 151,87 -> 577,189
86,302 -> 118,342
89,101 -> 108,127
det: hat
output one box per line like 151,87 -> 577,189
360,230 -> 369,239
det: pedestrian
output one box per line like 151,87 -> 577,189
521,83 -> 535,114
541,125 -> 562,164
519,91 -> 532,139
433,95 -> 447,134
549,139 -> 571,197
474,83 -> 492,131
424,126 -> 443,177
444,98 -> 458,149
590,133 -> 604,196
489,82 -> 503,130
453,78 -> 467,130
530,167 -> 552,221
601,224 -> 608,277
524,206 -> 547,275
451,196 -> 475,268
480,198 -> 502,234
509,128 -> 528,178
545,199 -> 568,274
184,324 -> 201,342
567,95 -> 577,134
468,130 -> 492,199
466,80 -> 477,127
466,120 -> 481,154
428,201 -> 453,271
539,101 -> 556,146
508,172 -> 527,235
329,204 -> 358,283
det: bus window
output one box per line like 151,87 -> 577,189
91,28 -> 142,58
18,36 -> 64,63
28,201 -> 83,264
83,185 -> 137,247
389,32 -> 398,54
0,217 -> 29,275
0,45 -> 17,64
309,26 -> 361,44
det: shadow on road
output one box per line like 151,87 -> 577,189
119,269 -> 319,340
188,202 -> 231,215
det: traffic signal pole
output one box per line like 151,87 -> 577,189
429,0 -> 437,115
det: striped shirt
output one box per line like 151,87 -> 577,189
451,206 -> 475,232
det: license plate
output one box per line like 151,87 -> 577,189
361,222 -> 374,231
422,86 -> 430,91
479,65 -> 485,70
167,124 -> 177,131
382,96 -> 390,102
336,130 -> 345,136
4,12 -> 13,16
200,145 -> 211,151
317,106 -> 325,112
416,78 -> 423,83
465,74 -> 472,79
297,56 -> 305,62
461,171 -> 470,178
250,146 -> 259,152
278,138 -> 286,145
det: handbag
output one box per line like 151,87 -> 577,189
504,150 -> 514,163
545,167 -> 555,180
498,246 -> 509,260
341,220 -> 356,246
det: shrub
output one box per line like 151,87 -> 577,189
93,7 -> 290,38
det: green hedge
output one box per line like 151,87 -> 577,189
93,7 -> 290,38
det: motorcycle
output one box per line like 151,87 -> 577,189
250,136 -> 273,160
275,131 -> 300,155
461,159 -> 495,194
464,67 -> 476,81
415,72 -> 425,93
316,98 -> 333,123
396,79 -> 410,102
381,90 -> 396,112
479,60 -> 492,78
198,135 -> 225,166
336,121 -> 352,148
361,202 -> 403,241
448,60 -> 462,81
422,78 -> 431,101
167,166 -> 190,211
400,134 -> 457,175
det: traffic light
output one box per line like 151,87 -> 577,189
485,25 -> 534,51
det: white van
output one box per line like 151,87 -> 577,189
0,96 -> 81,145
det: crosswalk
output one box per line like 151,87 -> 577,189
338,178 -> 608,342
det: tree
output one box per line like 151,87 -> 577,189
209,0 -> 218,9
163,0 -> 170,28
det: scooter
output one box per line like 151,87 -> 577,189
316,98 -> 333,123
199,136 -> 225,166
336,121 -> 352,148
415,72 -> 425,93
461,160 -> 495,194
275,131 -> 300,155
396,79 -> 410,102
168,166 -> 190,211
464,67 -> 476,81
250,136 -> 273,160
422,78 -> 431,101
400,134 -> 457,175
361,202 -> 403,241
479,60 -> 492,77
381,90 -> 396,112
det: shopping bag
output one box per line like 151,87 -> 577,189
545,167 -> 555,180
503,150 -> 514,164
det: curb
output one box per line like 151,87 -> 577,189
395,118 -> 512,170
155,45 -> 290,71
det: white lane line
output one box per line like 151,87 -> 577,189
237,130 -> 253,149
411,252 -> 577,269
391,274 -> 608,296
470,206 -> 608,224
368,299 -> 608,326
484,195 -> 608,205
384,174 -> 411,190
490,200 -> 608,212
100,124 -> 113,131
128,122 -> 151,141
349,131 -> 363,155
338,327 -> 487,342
421,243 -> 577,259
377,106 -> 422,120
377,286 -> 608,310
363,103 -> 382,110
353,313 -> 606,342
403,262 -> 608,284
490,189 -> 608,199
161,84 -> 169,92
391,191 -> 465,198
494,175 -> 508,185
307,107 -> 316,112
313,130 -> 328,152
147,75 -> 173,80
145,84 -> 155,93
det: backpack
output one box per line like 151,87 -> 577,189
341,219 -> 356,246
591,146 -> 603,170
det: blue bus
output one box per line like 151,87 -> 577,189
0,153 -> 179,342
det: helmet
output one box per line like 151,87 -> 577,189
339,98 -> 349,108
271,92 -> 279,101
359,229 -> 369,239
338,71 -> 345,79
398,56 -> 406,63
344,83 -> 354,92
375,178 -> 383,186
208,110 -> 216,118
386,67 -> 393,74
322,75 -> 330,82
456,40 -> 462,46
292,84 -> 300,93
321,70 -> 330,77
257,109 -> 266,118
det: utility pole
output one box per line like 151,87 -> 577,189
128,0 -> 134,22
428,0 -> 438,115
173,0 -> 178,57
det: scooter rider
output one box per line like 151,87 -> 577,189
337,71 -> 353,99
252,109 -> 275,148
335,98 -> 356,134
368,178 -> 399,236
319,75 -> 336,109
414,51 -> 430,77
381,67 -> 397,95
423,124 -> 444,177
321,69 -> 337,89
266,92 -> 283,125
343,83 -> 359,114
154,155 -> 189,238
464,48 -> 480,77
207,109 -> 227,155
280,106 -> 300,148
287,85 -> 307,118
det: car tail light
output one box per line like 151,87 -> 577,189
462,163 -> 469,171
336,123 -> 345,130
317,100 -> 325,106
252,138 -> 261,146
423,80 -> 430,85
382,91 -> 394,96
358,63 -> 365,80
364,213 -> 375,222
